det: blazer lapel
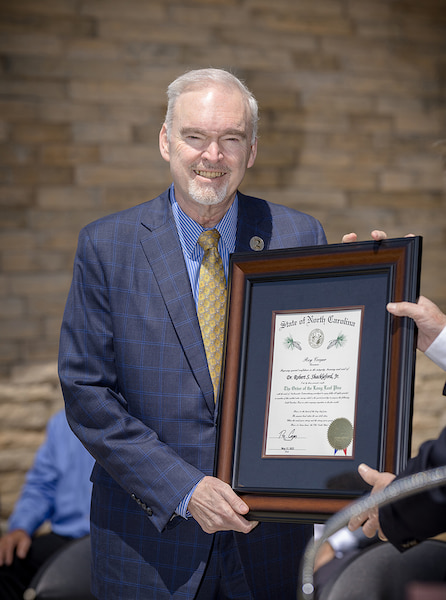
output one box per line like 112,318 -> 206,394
235,192 -> 273,252
139,192 -> 215,412
137,190 -> 274,414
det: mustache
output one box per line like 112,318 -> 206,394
192,161 -> 231,173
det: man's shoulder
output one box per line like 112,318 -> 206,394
81,189 -> 170,233
237,191 -> 326,250
238,191 -> 322,222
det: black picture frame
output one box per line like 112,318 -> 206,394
215,237 -> 422,523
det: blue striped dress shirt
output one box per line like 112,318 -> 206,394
170,184 -> 238,518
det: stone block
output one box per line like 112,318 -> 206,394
81,0 -> 166,20
256,188 -> 347,211
301,93 -> 374,114
98,20 -> 210,45
351,192 -> 444,210
2,249 -> 68,272
0,100 -> 37,121
0,13 -> 93,38
252,9 -> 351,36
0,33 -> 63,56
0,230 -> 36,251
11,273 -> 72,297
0,319 -> 41,341
28,294 -> 69,317
396,112 -> 444,135
39,144 -> 100,166
0,186 -> 32,210
274,110 -> 350,134
0,297 -> 25,319
76,165 -> 168,187
100,145 -> 160,165
11,121 -> 71,144
68,79 -> 167,105
292,166 -> 377,191
104,187 -> 162,209
379,171 -> 415,192
0,1 -> 78,17
38,101 -> 102,122
0,208 -> 27,229
104,104 -> 161,125
8,165 -> 73,185
0,341 -> 20,370
37,186 -> 104,210
0,144 -> 36,165
0,448 -> 36,472
28,208 -> 106,231
0,80 -> 66,101
22,341 -> 62,366
220,26 -> 316,52
72,122 -> 132,144
0,121 -> 8,142
66,38 -> 120,60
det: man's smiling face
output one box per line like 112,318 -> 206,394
159,83 -> 257,219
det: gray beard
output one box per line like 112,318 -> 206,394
188,178 -> 229,206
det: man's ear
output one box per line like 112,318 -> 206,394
159,123 -> 170,162
247,138 -> 258,169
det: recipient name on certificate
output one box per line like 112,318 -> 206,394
263,307 -> 363,459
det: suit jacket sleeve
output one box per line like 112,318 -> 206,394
58,211 -> 207,533
379,385 -> 446,550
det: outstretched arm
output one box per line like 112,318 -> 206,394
387,295 -> 446,352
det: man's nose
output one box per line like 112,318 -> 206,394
203,141 -> 223,162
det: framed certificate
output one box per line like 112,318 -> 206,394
215,236 -> 422,523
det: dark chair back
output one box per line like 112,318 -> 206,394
23,535 -> 95,600
321,539 -> 446,600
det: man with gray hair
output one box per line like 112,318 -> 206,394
59,68 -> 327,599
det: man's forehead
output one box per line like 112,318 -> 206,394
176,84 -> 246,111
172,86 -> 250,131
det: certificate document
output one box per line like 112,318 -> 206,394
263,307 -> 363,458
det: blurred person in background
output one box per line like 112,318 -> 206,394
0,409 -> 94,600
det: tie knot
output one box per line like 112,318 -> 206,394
198,229 -> 220,252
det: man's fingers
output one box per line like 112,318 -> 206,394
386,301 -> 417,319
342,233 -> 357,243
15,535 -> 31,559
370,230 -> 388,241
348,513 -> 365,531
188,476 -> 258,534
221,485 -> 250,516
357,463 -> 380,486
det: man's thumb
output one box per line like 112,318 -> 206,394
358,463 -> 379,487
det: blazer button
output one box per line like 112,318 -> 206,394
147,507 -> 153,516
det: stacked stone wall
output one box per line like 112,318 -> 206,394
1,0 -> 446,525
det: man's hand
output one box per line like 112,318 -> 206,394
342,230 -> 415,243
387,295 -> 446,352
348,464 -> 395,540
187,476 -> 259,535
342,230 -> 388,244
0,529 -> 32,566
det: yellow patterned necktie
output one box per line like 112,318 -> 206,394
197,230 -> 227,401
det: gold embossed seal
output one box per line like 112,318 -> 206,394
327,418 -> 353,453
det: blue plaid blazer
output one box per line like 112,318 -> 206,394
59,189 -> 326,600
